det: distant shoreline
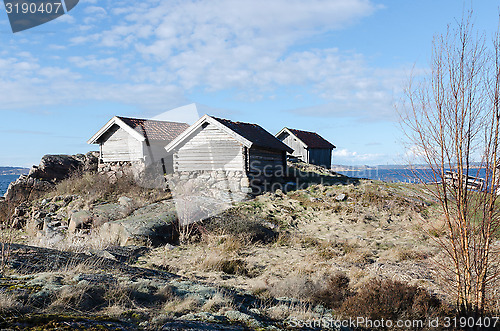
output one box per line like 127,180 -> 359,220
331,164 -> 485,172
0,167 -> 29,176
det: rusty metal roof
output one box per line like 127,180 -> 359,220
286,128 -> 335,149
211,116 -> 293,152
117,116 -> 190,142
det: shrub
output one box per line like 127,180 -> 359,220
339,279 -> 448,328
310,272 -> 351,309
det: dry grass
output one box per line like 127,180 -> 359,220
48,172 -> 171,207
29,225 -> 123,254
265,301 -> 318,321
200,234 -> 251,276
0,228 -> 16,274
49,283 -> 106,313
201,291 -> 234,313
0,290 -> 24,315
267,271 -> 350,309
163,297 -> 201,316
339,279 -> 450,329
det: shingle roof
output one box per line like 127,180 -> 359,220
286,128 -> 335,149
211,117 -> 293,152
117,116 -> 189,142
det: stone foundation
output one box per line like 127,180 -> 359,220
166,170 -> 251,198
164,170 -> 251,225
98,161 -> 146,178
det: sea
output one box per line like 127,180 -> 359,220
335,168 -> 489,184
0,174 -> 20,196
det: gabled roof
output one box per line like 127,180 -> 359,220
276,127 -> 336,149
165,115 -> 293,153
87,116 -> 190,145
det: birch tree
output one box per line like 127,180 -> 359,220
400,13 -> 500,318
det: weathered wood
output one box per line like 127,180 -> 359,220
174,123 -> 244,172
277,131 -> 307,161
248,148 -> 284,175
276,129 -> 333,168
309,148 -> 332,169
100,125 -> 144,162
444,171 -> 484,191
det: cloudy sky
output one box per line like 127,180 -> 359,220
0,0 -> 497,167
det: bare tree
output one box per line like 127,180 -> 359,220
400,13 -> 500,318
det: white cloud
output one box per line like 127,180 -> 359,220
333,148 -> 384,163
66,0 -> 384,98
0,0 -> 402,120
0,54 -> 186,111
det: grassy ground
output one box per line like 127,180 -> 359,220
0,167 -> 483,330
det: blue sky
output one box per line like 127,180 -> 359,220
0,0 -> 498,167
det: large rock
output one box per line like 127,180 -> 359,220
3,152 -> 99,203
3,176 -> 55,203
99,200 -> 178,246
29,152 -> 99,182
68,210 -> 93,233
68,203 -> 130,233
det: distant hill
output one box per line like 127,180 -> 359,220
0,167 -> 29,175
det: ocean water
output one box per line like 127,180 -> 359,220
0,174 -> 20,196
336,168 -> 489,184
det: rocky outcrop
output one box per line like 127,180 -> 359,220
3,152 -> 99,204
3,176 -> 55,203
29,152 -> 99,182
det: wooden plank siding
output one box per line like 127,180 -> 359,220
308,148 -> 332,169
100,125 -> 144,162
277,132 -> 307,161
173,123 -> 245,172
248,148 -> 285,176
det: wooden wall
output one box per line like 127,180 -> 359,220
276,131 -> 307,161
309,148 -> 332,169
173,123 -> 245,171
248,147 -> 285,176
100,125 -> 144,162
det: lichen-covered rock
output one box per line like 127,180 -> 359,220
223,310 -> 264,328
99,200 -> 177,246
69,203 -> 133,233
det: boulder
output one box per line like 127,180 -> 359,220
99,200 -> 178,246
29,152 -> 98,182
90,203 -> 127,228
68,203 -> 129,233
68,210 -> 93,233
4,176 -> 54,203
335,193 -> 347,201
3,152 -> 99,203
118,196 -> 134,209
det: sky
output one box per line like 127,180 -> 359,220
0,0 -> 499,167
